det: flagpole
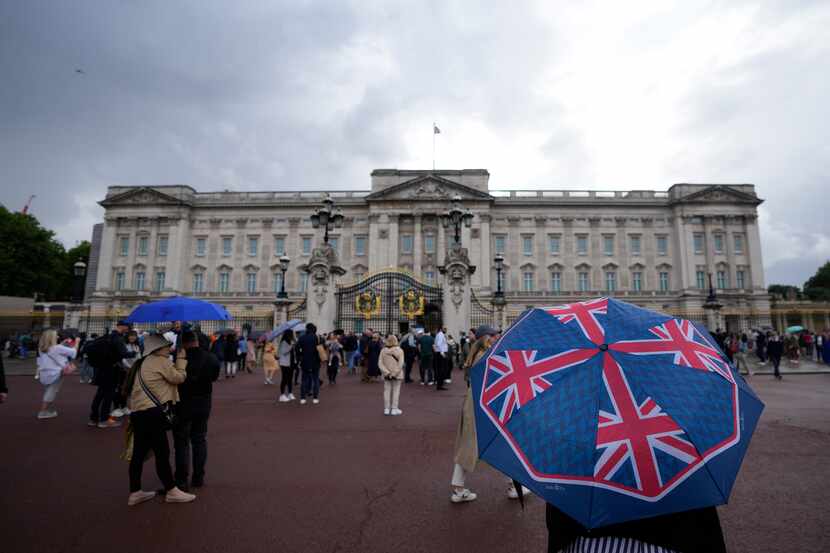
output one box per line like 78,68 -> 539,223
432,121 -> 436,171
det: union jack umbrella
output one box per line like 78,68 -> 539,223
471,298 -> 764,528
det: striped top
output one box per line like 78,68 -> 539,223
559,536 -> 677,553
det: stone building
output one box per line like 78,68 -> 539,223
86,168 -> 771,333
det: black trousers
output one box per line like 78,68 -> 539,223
403,350 -> 415,382
327,356 -> 339,384
112,369 -> 127,409
434,354 -> 446,389
90,377 -> 116,423
280,365 -> 294,395
420,355 -> 433,383
173,397 -> 211,487
129,407 -> 175,493
771,354 -> 782,377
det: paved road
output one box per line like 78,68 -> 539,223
1,369 -> 828,553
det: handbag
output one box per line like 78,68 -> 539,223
137,369 -> 177,428
316,339 -> 329,363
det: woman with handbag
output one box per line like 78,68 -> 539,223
35,329 -> 78,419
379,335 -> 404,415
125,334 -> 194,506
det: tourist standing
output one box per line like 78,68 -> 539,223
36,330 -> 78,419
238,336 -> 248,374
173,330 -> 221,491
434,327 -> 449,390
262,339 -> 278,384
755,330 -> 767,364
379,335 -> 404,415
277,330 -> 296,402
246,336 -> 257,373
366,333 -> 382,382
401,330 -> 418,383
327,333 -> 344,385
223,331 -> 239,378
343,331 -> 358,375
419,330 -> 435,385
125,334 -> 194,506
88,321 -> 136,428
112,330 -> 141,418
768,333 -> 784,380
296,323 -> 322,404
734,333 -> 751,377
358,330 -> 372,381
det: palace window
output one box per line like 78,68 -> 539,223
659,272 -> 670,292
246,272 -> 257,294
248,237 -> 259,256
273,272 -> 284,293
401,234 -> 414,254
154,271 -> 165,292
714,234 -> 724,254
550,272 -> 561,293
157,235 -> 168,257
218,272 -> 230,293
494,235 -> 506,255
274,236 -> 286,256
522,271 -> 534,292
605,271 -> 616,292
578,271 -> 589,292
115,271 -> 125,290
425,271 -> 436,284
734,234 -> 744,254
522,236 -> 534,256
299,272 -> 309,292
329,237 -> 339,254
193,273 -> 204,293
119,236 -> 129,257
195,238 -> 206,257
222,237 -> 232,256
736,270 -> 746,289
424,235 -> 435,254
632,271 -> 642,292
696,270 -> 706,290
549,235 -> 561,255
354,236 -> 366,256
630,235 -> 641,256
603,236 -> 614,256
134,271 -> 145,291
693,233 -> 704,254
656,235 -> 668,256
137,236 -> 148,256
301,236 -> 312,255
717,270 -> 728,289
576,235 -> 588,255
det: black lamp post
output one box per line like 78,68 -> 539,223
707,272 -> 717,303
440,195 -> 473,246
310,194 -> 344,244
71,260 -> 87,304
277,255 -> 290,299
494,253 -> 505,299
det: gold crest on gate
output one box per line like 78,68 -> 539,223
356,290 -> 381,319
399,288 -> 425,318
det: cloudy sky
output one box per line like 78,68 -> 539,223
1,0 -> 828,286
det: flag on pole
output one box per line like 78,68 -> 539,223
433,124 -> 441,134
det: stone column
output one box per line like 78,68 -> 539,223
437,221 -> 447,266
479,214 -> 492,291
743,215 -> 765,291
300,242 -> 346,333
272,298 -> 291,327
413,214 -> 423,277
439,244 -> 476,336
672,215 -> 691,290
96,218 -> 117,291
388,213 -> 399,269
368,213 -> 382,271
166,216 -> 189,293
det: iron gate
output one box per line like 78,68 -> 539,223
335,270 -> 443,335
470,290 -> 496,329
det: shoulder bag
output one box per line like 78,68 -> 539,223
137,368 -> 177,428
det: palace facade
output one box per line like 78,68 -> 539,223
87,169 -> 771,331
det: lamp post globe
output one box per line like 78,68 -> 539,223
277,255 -> 290,298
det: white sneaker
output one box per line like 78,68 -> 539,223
445,379 -> 452,384
127,490 -> 156,506
111,408 -> 124,418
37,410 -> 57,420
122,407 -> 131,416
384,408 -> 391,416
278,394 -> 289,402
288,393 -> 296,400
165,486 -> 196,503
312,398 -> 320,404
264,379 -> 271,385
507,484 -> 531,499
451,488 -> 477,503
391,408 -> 403,416
300,399 -> 307,405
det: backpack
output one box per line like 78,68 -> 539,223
84,334 -> 115,369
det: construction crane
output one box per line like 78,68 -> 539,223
21,195 -> 36,214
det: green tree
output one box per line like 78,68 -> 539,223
0,205 -> 68,300
767,284 -> 801,299
803,261 -> 830,301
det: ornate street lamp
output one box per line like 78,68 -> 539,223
440,195 -> 473,246
311,194 -> 344,244
71,260 -> 87,304
277,255 -> 290,298
493,253 -> 505,299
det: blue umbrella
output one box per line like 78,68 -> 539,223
125,296 -> 233,323
264,319 -> 303,342
470,297 -> 764,529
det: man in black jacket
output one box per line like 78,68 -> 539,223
296,323 -> 321,404
88,321 -> 135,428
173,330 -> 221,490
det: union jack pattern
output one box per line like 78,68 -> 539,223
544,298 -> 608,345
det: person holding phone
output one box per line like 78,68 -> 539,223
36,330 -> 78,420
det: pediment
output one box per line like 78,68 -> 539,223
190,264 -> 207,272
547,262 -> 564,271
100,187 -> 191,207
671,185 -> 761,205
364,174 -> 493,202
520,262 -> 537,270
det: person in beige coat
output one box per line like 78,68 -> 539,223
126,334 -> 195,507
379,335 -> 404,416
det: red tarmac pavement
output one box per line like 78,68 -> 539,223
0,369 -> 828,553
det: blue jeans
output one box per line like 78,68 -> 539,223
301,368 -> 320,399
346,350 -> 358,373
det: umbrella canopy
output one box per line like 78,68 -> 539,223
264,319 -> 303,342
785,325 -> 804,334
125,296 -> 232,324
470,297 -> 764,529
